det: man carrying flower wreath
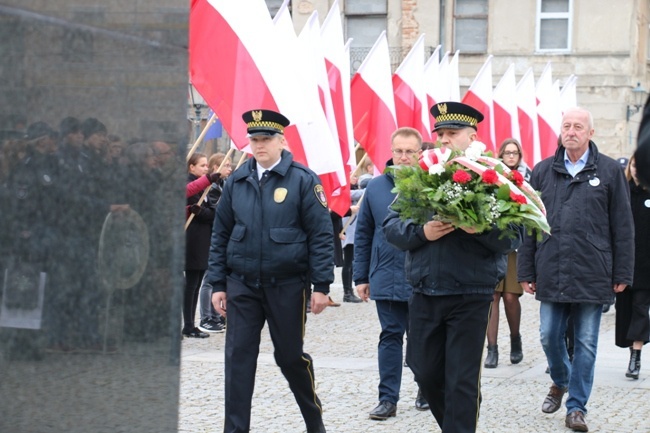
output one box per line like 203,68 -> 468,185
383,102 -> 523,433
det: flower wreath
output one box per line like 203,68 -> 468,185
391,141 -> 550,238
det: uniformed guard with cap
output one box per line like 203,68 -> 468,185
383,101 -> 523,433
206,109 -> 333,433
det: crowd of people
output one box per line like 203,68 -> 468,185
0,117 -> 182,354
2,100 -> 649,433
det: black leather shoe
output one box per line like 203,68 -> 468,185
565,410 -> 588,432
510,334 -> 523,364
414,389 -> 429,411
542,384 -> 567,413
369,401 -> 396,420
343,292 -> 362,303
182,327 -> 209,338
306,421 -> 326,433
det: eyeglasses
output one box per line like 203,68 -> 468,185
503,151 -> 520,157
391,149 -> 419,157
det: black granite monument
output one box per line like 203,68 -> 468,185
0,3 -> 187,432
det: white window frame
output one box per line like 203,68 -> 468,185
536,0 -> 573,53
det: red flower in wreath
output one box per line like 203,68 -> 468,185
510,191 -> 528,204
452,169 -> 472,184
481,169 -> 499,184
508,170 -> 524,186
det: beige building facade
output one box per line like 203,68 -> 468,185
290,0 -> 650,159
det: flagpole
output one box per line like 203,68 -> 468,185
234,151 -> 247,169
339,191 -> 365,237
184,147 -> 235,231
186,111 -> 218,162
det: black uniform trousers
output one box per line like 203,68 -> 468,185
407,292 -> 492,433
223,274 -> 323,433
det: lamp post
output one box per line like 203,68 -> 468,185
626,82 -> 648,121
188,82 -> 206,143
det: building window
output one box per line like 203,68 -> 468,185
345,0 -> 386,47
453,0 -> 488,53
536,0 -> 572,52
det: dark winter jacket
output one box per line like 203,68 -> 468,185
517,141 -> 635,303
383,211 -> 520,297
185,173 -> 216,271
630,180 -> 650,289
353,165 -> 413,302
205,150 -> 334,294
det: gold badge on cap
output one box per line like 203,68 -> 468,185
314,184 -> 327,207
438,103 -> 447,115
252,110 -> 263,121
274,187 -> 288,203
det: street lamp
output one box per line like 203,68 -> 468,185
188,82 -> 206,142
626,82 -> 648,121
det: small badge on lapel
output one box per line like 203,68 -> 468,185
274,188 -> 288,203
314,185 -> 327,207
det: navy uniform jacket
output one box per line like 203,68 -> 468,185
517,141 -> 634,303
206,150 -> 334,294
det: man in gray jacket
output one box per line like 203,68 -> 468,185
518,107 -> 634,432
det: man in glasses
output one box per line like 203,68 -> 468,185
354,126 -> 428,420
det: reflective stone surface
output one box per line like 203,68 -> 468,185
0,3 -> 187,432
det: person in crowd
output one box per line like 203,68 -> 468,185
615,153 -> 650,379
354,127 -> 428,421
484,138 -> 530,368
183,152 -> 219,339
634,95 -> 650,187
383,102 -> 521,433
206,109 -> 333,433
358,160 -> 375,186
197,152 -> 232,333
339,175 -> 363,303
518,107 -> 634,432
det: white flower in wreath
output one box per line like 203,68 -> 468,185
428,164 -> 445,175
465,141 -> 486,161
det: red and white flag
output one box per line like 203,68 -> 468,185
559,75 -> 578,113
493,63 -> 521,147
351,31 -> 397,171
449,50 -> 461,102
537,79 -> 562,160
392,34 -> 431,141
462,55 -> 496,152
423,45 -> 442,139
516,68 -> 541,167
190,0 -> 343,192
536,62 -> 553,106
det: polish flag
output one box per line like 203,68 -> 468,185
516,68 -> 541,166
423,45 -> 442,138
321,1 -> 356,215
448,50 -> 461,102
537,79 -> 562,160
493,63 -> 521,147
392,34 -> 431,141
431,51 -> 451,102
559,75 -> 578,112
189,0 -> 343,185
462,55 -> 496,152
299,9 -> 350,216
536,62 -> 553,106
351,31 -> 397,171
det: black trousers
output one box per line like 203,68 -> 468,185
615,288 -> 650,347
407,292 -> 492,433
223,274 -> 323,433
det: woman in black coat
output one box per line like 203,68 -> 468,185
183,152 -> 215,338
615,153 -> 650,379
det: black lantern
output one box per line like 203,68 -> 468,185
626,82 -> 648,121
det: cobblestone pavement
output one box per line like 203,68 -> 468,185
179,275 -> 650,433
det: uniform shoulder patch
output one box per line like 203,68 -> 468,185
314,184 -> 327,207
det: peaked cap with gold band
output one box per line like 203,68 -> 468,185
430,101 -> 484,132
242,109 -> 291,137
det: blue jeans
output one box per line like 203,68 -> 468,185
539,302 -> 602,414
375,300 -> 409,404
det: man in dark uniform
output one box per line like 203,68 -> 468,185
383,102 -> 522,433
206,109 -> 334,433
